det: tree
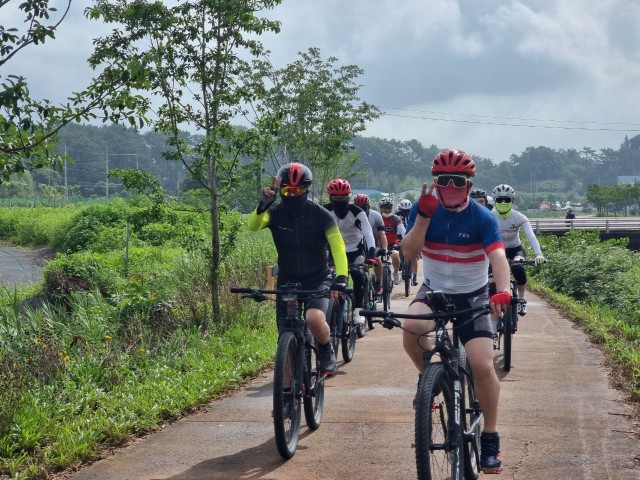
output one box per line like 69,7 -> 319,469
88,0 -> 283,329
0,0 -> 144,182
250,47 -> 381,201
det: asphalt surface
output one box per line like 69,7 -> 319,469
61,272 -> 640,480
0,245 -> 49,287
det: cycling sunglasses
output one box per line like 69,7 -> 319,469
435,174 -> 469,188
281,185 -> 307,197
495,197 -> 512,204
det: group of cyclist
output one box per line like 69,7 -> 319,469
248,149 -> 546,475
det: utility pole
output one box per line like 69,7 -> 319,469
64,141 -> 69,203
105,143 -> 110,200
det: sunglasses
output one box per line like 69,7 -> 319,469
329,194 -> 349,201
495,197 -> 512,204
435,174 -> 469,188
281,185 -> 307,197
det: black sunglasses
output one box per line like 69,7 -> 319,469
435,174 -> 469,188
495,197 -> 512,204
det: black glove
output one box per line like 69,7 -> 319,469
366,246 -> 376,259
331,275 -> 348,292
256,187 -> 277,214
375,247 -> 387,257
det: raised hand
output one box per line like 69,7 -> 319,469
257,176 -> 281,213
417,181 -> 438,218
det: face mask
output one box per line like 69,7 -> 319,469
331,200 -> 349,219
280,191 -> 308,212
496,202 -> 512,216
381,211 -> 393,218
436,184 -> 469,209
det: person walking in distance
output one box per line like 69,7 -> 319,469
248,163 -> 348,375
402,149 -> 512,474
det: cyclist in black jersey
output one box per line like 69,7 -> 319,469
248,163 -> 349,375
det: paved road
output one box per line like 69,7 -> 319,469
0,246 -> 47,287
63,278 -> 640,480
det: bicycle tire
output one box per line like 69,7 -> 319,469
503,296 -> 517,372
303,330 -> 324,430
341,292 -> 356,363
327,298 -> 341,354
382,266 -> 391,312
457,340 -> 482,479
415,363 -> 464,480
273,331 -> 302,459
403,258 -> 411,297
358,277 -> 376,337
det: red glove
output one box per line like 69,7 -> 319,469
490,291 -> 511,306
417,193 -> 439,218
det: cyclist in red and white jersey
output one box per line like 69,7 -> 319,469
402,149 -> 511,474
354,193 -> 387,296
379,196 -> 405,285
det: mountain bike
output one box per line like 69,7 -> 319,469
230,284 -> 330,459
362,292 -> 490,480
491,258 -> 536,372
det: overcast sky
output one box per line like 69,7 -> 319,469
5,0 -> 640,163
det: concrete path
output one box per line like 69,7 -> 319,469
64,281 -> 640,479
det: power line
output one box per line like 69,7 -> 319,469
381,107 -> 640,132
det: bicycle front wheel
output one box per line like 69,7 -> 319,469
415,364 -> 464,480
341,293 -> 356,363
273,331 -> 302,459
303,330 -> 324,430
456,338 -> 482,479
327,298 -> 341,354
382,266 -> 391,311
403,259 -> 411,297
502,309 -> 515,372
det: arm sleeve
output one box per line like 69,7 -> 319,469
248,208 -> 271,231
521,219 -> 542,255
359,211 -> 376,250
396,219 -> 406,238
327,222 -> 348,278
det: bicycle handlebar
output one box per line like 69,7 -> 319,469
360,304 -> 490,322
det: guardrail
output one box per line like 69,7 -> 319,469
529,217 -> 640,234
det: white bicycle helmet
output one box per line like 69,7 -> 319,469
379,197 -> 394,207
398,199 -> 412,210
492,184 -> 515,199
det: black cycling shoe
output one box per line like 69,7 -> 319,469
480,431 -> 504,474
318,341 -> 337,375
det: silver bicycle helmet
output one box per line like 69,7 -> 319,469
492,184 -> 515,199
398,199 -> 412,210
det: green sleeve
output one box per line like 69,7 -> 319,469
327,222 -> 348,278
248,208 -> 271,231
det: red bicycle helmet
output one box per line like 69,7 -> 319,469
277,162 -> 313,188
327,178 -> 352,195
353,193 -> 370,207
431,149 -> 475,177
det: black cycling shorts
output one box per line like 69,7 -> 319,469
410,284 -> 493,344
275,276 -> 332,333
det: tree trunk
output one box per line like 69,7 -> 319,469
208,155 -> 222,330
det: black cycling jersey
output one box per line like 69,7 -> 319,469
248,200 -> 348,288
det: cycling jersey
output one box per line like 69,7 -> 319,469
492,209 -> 542,254
324,203 -> 376,256
396,209 -> 410,228
248,201 -> 348,287
409,200 -> 504,294
367,209 -> 385,247
382,214 -> 405,245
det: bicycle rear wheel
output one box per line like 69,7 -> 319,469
341,293 -> 356,363
415,364 -> 464,480
273,331 -> 302,459
358,277 -> 376,337
303,331 -> 324,430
